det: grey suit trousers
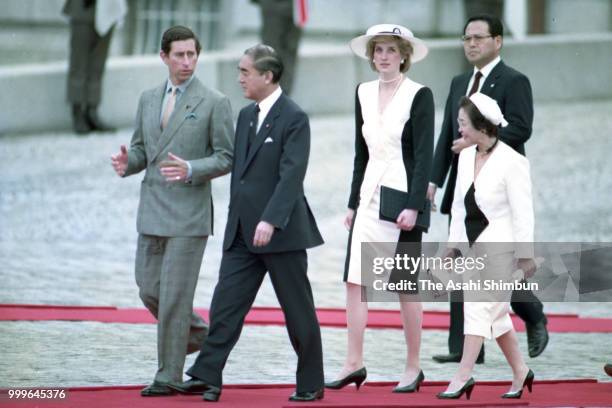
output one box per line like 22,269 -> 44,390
135,234 -> 209,384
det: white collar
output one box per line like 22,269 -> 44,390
256,86 -> 282,131
257,86 -> 282,115
473,56 -> 501,79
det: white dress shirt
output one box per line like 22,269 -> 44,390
256,86 -> 283,132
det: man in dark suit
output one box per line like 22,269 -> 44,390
170,44 -> 325,402
63,0 -> 125,134
111,26 -> 234,396
428,14 -> 548,364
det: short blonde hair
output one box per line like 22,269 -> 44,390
366,35 -> 414,73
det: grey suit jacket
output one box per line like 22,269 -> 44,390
124,77 -> 234,237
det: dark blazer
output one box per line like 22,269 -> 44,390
62,0 -> 95,22
223,93 -> 324,253
431,60 -> 533,214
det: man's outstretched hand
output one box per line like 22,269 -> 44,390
111,145 -> 128,176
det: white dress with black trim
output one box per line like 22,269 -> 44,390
344,78 -> 434,286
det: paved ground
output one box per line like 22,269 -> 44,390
1,99 -> 611,388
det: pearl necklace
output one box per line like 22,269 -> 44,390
379,75 -> 403,84
378,75 -> 404,114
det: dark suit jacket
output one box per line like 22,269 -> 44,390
223,93 -> 324,253
431,60 -> 533,214
62,0 -> 95,22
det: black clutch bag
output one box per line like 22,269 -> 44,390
379,185 -> 431,232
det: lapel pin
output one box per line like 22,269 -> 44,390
490,84 -> 495,88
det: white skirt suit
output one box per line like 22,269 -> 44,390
344,78 -> 434,287
448,141 -> 534,339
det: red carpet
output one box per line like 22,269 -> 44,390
1,304 -> 611,333
1,380 -> 611,407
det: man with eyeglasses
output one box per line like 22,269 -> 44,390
428,14 -> 548,365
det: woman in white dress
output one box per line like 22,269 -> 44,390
437,93 -> 536,400
325,24 -> 433,393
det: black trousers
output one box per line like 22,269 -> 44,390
258,0 -> 302,95
448,290 -> 545,354
67,19 -> 113,105
187,228 -> 324,392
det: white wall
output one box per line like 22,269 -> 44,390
1,33 -> 611,135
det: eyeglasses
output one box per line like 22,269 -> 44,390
461,34 -> 493,43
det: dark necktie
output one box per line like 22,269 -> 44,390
468,71 -> 483,96
247,104 -> 260,152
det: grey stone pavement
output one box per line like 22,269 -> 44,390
1,99 -> 611,388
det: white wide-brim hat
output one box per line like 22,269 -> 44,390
349,23 -> 428,63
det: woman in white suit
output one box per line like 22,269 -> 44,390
326,24 -> 433,393
437,93 -> 536,400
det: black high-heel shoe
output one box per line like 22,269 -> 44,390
325,367 -> 367,390
437,377 -> 475,400
393,370 -> 425,393
502,369 -> 534,399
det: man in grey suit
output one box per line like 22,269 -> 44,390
110,25 -> 234,397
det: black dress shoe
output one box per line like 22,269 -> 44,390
432,353 -> 484,364
437,377 -> 475,400
502,369 -> 534,399
202,386 -> 221,402
140,381 -> 177,397
393,370 -> 425,393
167,378 -> 219,396
325,367 -> 367,390
72,105 -> 91,135
288,388 -> 324,402
526,320 -> 549,358
604,363 -> 612,377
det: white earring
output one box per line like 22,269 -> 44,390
401,59 -> 405,64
